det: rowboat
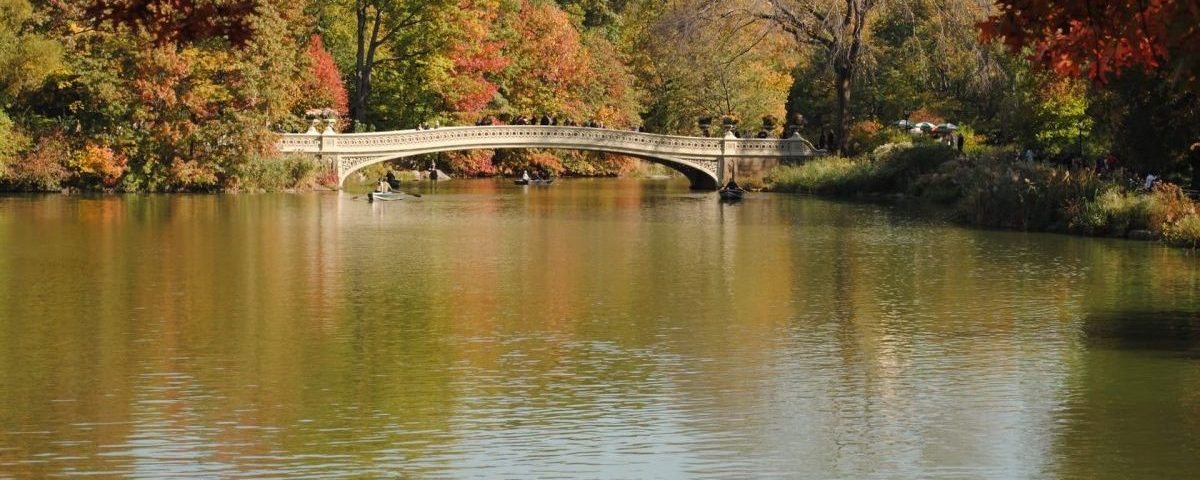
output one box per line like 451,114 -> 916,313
514,178 -> 555,185
718,186 -> 745,201
368,191 -> 405,202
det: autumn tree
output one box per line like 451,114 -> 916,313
979,0 -> 1200,84
84,0 -> 258,46
981,1 -> 1200,179
616,0 -> 793,136
739,0 -> 883,153
433,0 -> 509,116
0,0 -> 63,174
298,34 -> 350,118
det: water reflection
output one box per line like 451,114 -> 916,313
1,180 -> 1199,478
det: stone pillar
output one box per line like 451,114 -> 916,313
719,128 -> 737,184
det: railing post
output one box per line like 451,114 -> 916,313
720,127 -> 737,184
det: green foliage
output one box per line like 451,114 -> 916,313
0,0 -> 62,101
1163,214 -> 1200,248
232,154 -> 324,191
768,143 -> 958,195
0,111 -> 28,171
766,156 -> 879,195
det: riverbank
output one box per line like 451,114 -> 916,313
766,143 -> 1200,248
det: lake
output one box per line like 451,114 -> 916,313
1,178 -> 1198,478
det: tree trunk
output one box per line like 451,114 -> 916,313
1190,145 -> 1200,191
351,3 -> 367,131
834,63 -> 852,155
350,2 -> 380,132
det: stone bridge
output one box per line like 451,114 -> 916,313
276,125 -> 824,189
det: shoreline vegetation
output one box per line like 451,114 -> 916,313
766,143 -> 1200,249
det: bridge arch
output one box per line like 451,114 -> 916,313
337,146 -> 721,190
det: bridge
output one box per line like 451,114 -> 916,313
276,124 -> 824,189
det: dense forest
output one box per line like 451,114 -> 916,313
0,0 -> 1198,192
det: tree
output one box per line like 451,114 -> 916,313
624,0 -> 793,135
434,0 -> 509,115
84,0 -> 258,46
744,0 -> 884,153
1,0 -> 63,173
981,1 -> 1200,176
299,34 -> 350,117
979,0 -> 1200,84
1,0 -> 62,100
347,0 -> 452,130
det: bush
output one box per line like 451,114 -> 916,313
0,112 -> 30,172
1,134 -> 69,191
873,143 -> 958,191
70,143 -> 127,188
1073,188 -> 1153,235
1163,213 -> 1200,248
232,154 -> 322,191
168,158 -> 221,192
954,154 -> 1104,231
766,156 -> 879,194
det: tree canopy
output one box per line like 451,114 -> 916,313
1,0 -> 1197,190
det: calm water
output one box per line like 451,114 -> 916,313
1,178 -> 1199,479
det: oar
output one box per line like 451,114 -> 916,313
404,191 -> 423,197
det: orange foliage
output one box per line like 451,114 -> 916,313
525,151 -> 565,174
504,0 -> 592,116
168,158 -> 219,190
72,143 -> 127,187
441,0 -> 509,113
908,108 -> 945,124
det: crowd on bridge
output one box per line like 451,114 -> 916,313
466,113 -> 649,132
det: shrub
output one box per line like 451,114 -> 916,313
232,154 -> 322,191
873,143 -> 958,191
0,112 -> 30,172
846,120 -> 883,156
70,143 -> 127,188
1163,213 -> 1200,248
1075,188 -> 1153,235
2,134 -> 69,191
766,156 -> 878,194
956,156 -> 1103,231
1146,182 -> 1197,231
168,158 -> 221,191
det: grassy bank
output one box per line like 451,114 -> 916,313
766,143 -> 1200,248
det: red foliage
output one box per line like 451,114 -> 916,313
304,35 -> 350,116
5,134 -> 69,190
85,0 -> 257,46
442,0 -> 509,113
979,0 -> 1200,83
445,150 -> 497,176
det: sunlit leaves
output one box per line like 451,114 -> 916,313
980,0 -> 1200,84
